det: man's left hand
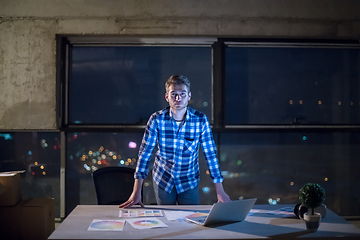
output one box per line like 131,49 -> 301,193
217,191 -> 231,202
214,182 -> 231,202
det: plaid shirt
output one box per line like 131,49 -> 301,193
135,107 -> 223,193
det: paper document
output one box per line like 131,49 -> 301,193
164,210 -> 195,221
88,219 -> 125,231
119,209 -> 163,218
268,207 -> 295,217
185,212 -> 208,218
249,209 -> 260,215
126,217 -> 168,230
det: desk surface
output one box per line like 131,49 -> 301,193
49,204 -> 360,240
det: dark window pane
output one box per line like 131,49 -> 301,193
65,132 -> 157,214
219,132 -> 360,216
70,46 -> 212,125
226,46 -> 360,124
65,132 -> 224,213
198,133 -> 220,205
0,132 -> 61,217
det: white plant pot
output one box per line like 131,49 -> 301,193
304,212 -> 321,231
295,204 -> 327,220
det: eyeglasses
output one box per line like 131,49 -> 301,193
170,92 -> 188,98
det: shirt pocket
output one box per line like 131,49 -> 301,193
182,138 -> 198,156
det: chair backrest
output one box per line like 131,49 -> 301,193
92,166 -> 137,205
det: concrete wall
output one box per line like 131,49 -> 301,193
1,0 -> 360,129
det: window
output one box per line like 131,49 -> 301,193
63,39 -> 215,214
58,37 -> 360,217
219,131 -> 360,216
225,44 -> 360,125
69,46 -> 212,125
64,131 -> 218,213
0,132 -> 61,217
65,132 -> 149,214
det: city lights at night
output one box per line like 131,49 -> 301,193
69,139 -> 140,172
0,133 -> 12,140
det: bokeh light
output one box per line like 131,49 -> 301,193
129,141 -> 137,148
202,186 -> 210,193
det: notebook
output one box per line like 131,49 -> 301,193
186,198 -> 257,226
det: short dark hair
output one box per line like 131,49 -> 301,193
165,75 -> 191,92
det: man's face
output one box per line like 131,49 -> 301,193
165,84 -> 191,111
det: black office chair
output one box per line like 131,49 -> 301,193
92,166 -> 140,205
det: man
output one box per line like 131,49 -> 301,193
119,75 -> 230,208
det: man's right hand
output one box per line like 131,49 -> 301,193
118,178 -> 145,208
118,191 -> 145,208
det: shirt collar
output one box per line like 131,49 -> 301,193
167,107 -> 190,121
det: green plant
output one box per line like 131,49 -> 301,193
299,183 -> 325,215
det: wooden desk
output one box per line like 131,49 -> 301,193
49,204 -> 360,239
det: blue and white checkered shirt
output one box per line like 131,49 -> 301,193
134,107 -> 223,193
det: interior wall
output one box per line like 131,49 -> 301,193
1,0 -> 360,129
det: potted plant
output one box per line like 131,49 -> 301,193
299,183 -> 325,231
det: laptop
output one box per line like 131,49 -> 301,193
186,198 -> 257,226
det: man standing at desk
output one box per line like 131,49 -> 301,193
119,75 -> 230,208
